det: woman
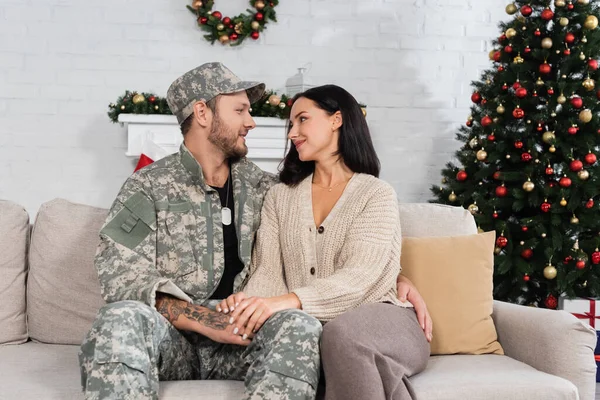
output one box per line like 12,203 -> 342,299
218,84 -> 430,399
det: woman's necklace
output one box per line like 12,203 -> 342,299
312,176 -> 351,192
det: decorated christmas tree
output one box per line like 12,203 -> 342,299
430,0 -> 600,309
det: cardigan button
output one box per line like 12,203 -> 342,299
317,226 -> 324,234
310,267 -> 316,275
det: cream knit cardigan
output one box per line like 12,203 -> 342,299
243,173 -> 406,322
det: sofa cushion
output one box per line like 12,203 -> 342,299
398,203 -> 477,237
0,200 -> 29,345
410,354 -> 578,400
28,199 -> 108,345
400,231 -> 504,355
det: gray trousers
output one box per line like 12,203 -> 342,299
320,303 -> 430,400
79,300 -> 322,400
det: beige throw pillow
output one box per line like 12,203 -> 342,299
400,231 -> 504,356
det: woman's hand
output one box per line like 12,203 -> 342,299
216,292 -> 246,314
397,275 -> 433,342
229,294 -> 302,339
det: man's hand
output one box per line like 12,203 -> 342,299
227,294 -> 301,339
397,275 -> 433,343
155,293 -> 251,346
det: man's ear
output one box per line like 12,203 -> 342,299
193,101 -> 211,128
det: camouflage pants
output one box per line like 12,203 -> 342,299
79,300 -> 322,400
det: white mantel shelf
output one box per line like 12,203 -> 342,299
118,114 -> 288,174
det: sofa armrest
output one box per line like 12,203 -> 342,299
492,300 -> 597,400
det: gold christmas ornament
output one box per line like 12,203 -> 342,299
469,138 -> 479,149
506,154 -> 511,159
216,23 -> 225,31
557,94 -> 567,104
506,28 -> 517,38
550,145 -> 557,153
494,246 -> 502,255
154,105 -> 159,110
560,198 -> 568,206
580,109 -> 593,123
191,0 -> 203,10
523,179 -> 535,192
132,94 -> 145,104
578,0 -> 590,4
120,105 -> 126,110
541,233 -> 547,238
268,94 -> 281,106
542,131 -> 556,143
468,203 -> 479,215
448,192 -> 457,202
580,52 -> 587,61
493,117 -> 499,123
583,77 -> 596,91
255,0 -> 266,10
584,15 -> 599,30
279,102 -> 286,109
544,264 -> 557,279
497,105 -> 505,114
476,149 -> 488,161
555,0 -> 566,6
251,21 -> 260,30
468,115 -> 474,121
218,34 -> 229,44
536,77 -> 545,86
506,4 -> 518,14
542,38 -> 553,49
582,36 -> 588,43
571,215 -> 580,224
578,169 -> 590,180
513,55 -> 524,64
361,107 -> 367,117
560,17 -> 569,27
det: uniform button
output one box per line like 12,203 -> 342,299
318,226 -> 325,234
310,267 -> 316,275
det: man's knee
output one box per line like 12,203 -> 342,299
92,300 -> 159,331
265,309 -> 323,340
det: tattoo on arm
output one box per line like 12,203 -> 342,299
156,293 -> 228,331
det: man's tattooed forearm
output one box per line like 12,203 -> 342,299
184,306 -> 228,331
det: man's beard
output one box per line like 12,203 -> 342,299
208,114 -> 247,161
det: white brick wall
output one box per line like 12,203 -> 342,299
0,0 -> 506,216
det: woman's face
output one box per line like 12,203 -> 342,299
288,97 -> 342,162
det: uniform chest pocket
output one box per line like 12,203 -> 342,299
164,202 -> 198,277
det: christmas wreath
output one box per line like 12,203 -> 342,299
187,0 -> 279,46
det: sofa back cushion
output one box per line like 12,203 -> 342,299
398,203 -> 477,237
28,199 -> 107,344
0,200 -> 29,345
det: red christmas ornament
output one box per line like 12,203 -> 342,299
547,87 -> 555,95
504,45 -> 513,53
496,236 -> 508,248
493,171 -> 502,180
521,5 -> 533,16
481,116 -> 493,127
541,9 -> 554,21
588,59 -> 599,71
545,295 -> 558,309
515,87 -> 528,98
536,123 -> 543,132
287,99 -> 294,107
592,250 -> 600,264
559,176 -> 572,187
549,182 -> 556,188
514,141 -> 524,149
482,99 -> 488,105
564,256 -> 573,264
498,66 -> 505,72
522,226 -> 529,232
496,185 -> 508,197
199,16 -> 208,24
513,108 -> 525,119
211,11 -> 222,19
541,201 -> 552,212
487,134 -> 496,141
148,96 -> 156,103
564,48 -> 571,55
546,166 -> 554,175
565,32 -> 575,44
229,32 -> 238,41
499,33 -> 507,42
493,51 -> 502,62
571,96 -> 583,108
493,212 -> 499,219
251,31 -> 260,40
255,12 -> 264,21
523,274 -> 531,282
534,29 -> 541,37
521,152 -> 532,162
471,92 -> 482,103
568,2 -> 574,10
524,46 -> 532,54
466,120 -> 473,127
512,81 -> 521,89
522,249 -> 534,259
576,260 -> 586,269
539,63 -> 552,74
570,159 -> 584,172
586,199 -> 595,209
568,126 -> 579,135
456,170 -> 468,181
502,83 -> 509,91
229,24 -> 234,29
585,153 -> 597,164
222,16 -> 231,25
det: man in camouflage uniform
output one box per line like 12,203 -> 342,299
79,62 -> 322,400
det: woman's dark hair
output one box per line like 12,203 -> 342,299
279,84 -> 380,186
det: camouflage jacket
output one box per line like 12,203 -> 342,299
95,144 -> 277,307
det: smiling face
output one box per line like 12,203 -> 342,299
208,91 -> 256,159
288,97 -> 342,162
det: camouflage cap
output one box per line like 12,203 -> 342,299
166,62 -> 266,125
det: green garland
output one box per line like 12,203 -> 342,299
187,0 -> 278,46
108,90 -> 368,123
